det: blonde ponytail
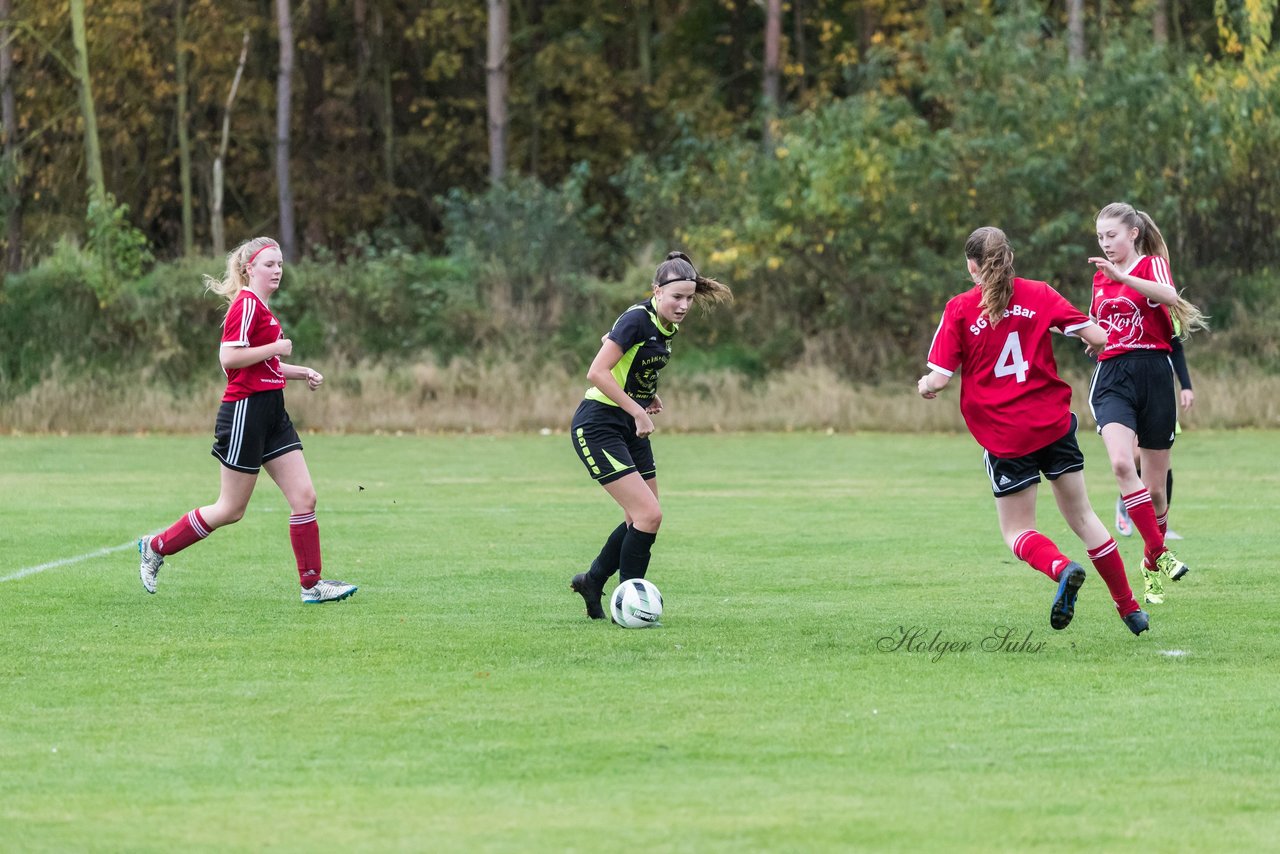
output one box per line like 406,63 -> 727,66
204,236 -> 279,305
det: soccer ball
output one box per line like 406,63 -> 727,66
610,579 -> 663,628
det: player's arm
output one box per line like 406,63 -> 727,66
220,338 -> 291,371
280,362 -> 325,390
1087,257 -> 1177,305
586,340 -> 655,437
1170,336 -> 1192,389
921,307 -> 959,399
1170,336 -> 1194,409
1067,321 -> 1108,355
918,369 -> 951,399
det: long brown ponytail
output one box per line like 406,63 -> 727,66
965,227 -> 1016,324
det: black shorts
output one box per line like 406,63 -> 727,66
211,389 -> 303,474
570,399 -> 655,486
1088,351 -> 1177,450
984,413 -> 1085,497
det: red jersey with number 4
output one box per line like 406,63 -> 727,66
221,288 -> 286,402
927,278 -> 1092,457
1090,254 -> 1175,361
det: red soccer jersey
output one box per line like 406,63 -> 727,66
1090,255 -> 1175,361
927,278 -> 1092,458
221,288 -> 286,402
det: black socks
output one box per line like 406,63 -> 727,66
618,527 -> 657,582
586,522 -> 629,586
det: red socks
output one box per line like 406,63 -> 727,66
289,512 -> 322,589
152,508 -> 323,589
1012,530 -> 1070,580
1087,538 -> 1141,616
1121,488 -> 1166,564
153,509 -> 211,556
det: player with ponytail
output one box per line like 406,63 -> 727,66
1088,202 -> 1205,604
136,237 -> 358,604
919,227 -> 1148,636
568,252 -> 732,621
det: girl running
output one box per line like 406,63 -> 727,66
1088,202 -> 1207,604
920,227 -> 1148,635
137,237 -> 357,604
1115,322 -> 1193,542
569,252 -> 732,620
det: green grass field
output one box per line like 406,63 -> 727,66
2,431 -> 1278,852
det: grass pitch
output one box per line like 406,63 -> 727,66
2,431 -> 1278,852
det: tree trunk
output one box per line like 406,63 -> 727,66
1,0 -> 23,271
1152,0 -> 1168,44
792,0 -> 806,102
763,0 -> 781,150
69,0 -> 106,202
275,0 -> 296,260
176,0 -> 193,255
301,0 -> 326,142
375,6 -> 393,189
354,0 -> 370,126
487,0 -> 509,184
211,30 -> 249,257
636,0 -> 652,88
1067,0 -> 1085,65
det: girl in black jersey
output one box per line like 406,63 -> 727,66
569,252 -> 732,620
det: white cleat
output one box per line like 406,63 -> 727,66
138,537 -> 163,594
301,579 -> 358,604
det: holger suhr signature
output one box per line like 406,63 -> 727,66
877,625 -> 1046,662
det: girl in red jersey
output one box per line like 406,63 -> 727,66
136,237 -> 357,604
919,227 -> 1148,636
1088,202 -> 1207,605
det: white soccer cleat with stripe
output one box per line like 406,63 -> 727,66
138,537 -> 164,594
300,579 -> 358,604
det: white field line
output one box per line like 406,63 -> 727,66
1,539 -> 140,583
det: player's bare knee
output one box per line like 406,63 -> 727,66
1110,458 -> 1138,482
635,507 -> 663,531
290,489 -> 317,516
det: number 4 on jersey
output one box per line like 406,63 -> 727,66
994,331 -> 1030,383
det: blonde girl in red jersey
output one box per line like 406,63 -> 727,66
1088,203 -> 1207,604
920,227 -> 1148,635
136,237 -> 357,604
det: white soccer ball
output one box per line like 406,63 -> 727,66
610,579 -> 664,628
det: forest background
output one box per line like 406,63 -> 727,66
1,0 -> 1278,433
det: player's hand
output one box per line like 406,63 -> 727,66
646,395 -> 663,415
1084,342 -> 1100,358
275,337 -> 294,358
1181,389 -> 1194,411
633,411 -> 656,438
1088,256 -> 1122,282
917,375 -> 938,399
306,369 -> 324,391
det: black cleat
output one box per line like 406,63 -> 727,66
1050,562 -> 1086,630
570,572 -> 606,620
1123,609 -> 1150,636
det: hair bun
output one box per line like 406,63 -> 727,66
665,251 -> 692,263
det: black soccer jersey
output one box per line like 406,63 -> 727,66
584,298 -> 678,408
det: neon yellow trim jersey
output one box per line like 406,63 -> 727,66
584,298 -> 678,407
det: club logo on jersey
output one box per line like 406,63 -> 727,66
1095,296 -> 1144,347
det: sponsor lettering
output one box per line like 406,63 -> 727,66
969,305 -> 1038,335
